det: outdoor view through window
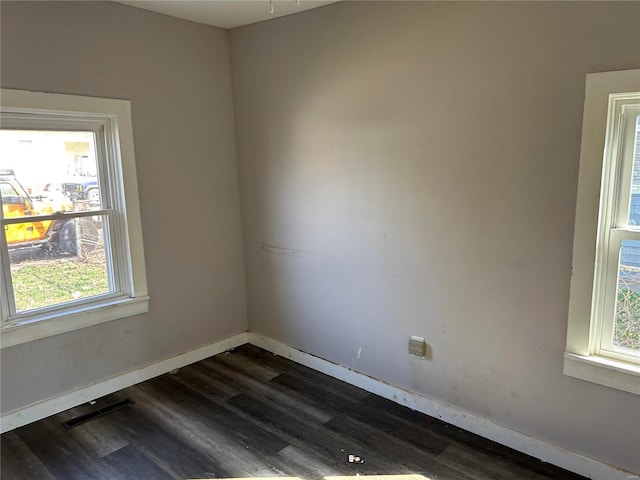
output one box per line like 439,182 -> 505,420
0,130 -> 113,315
616,115 -> 640,354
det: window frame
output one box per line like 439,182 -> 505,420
0,89 -> 148,349
594,102 -> 640,364
565,70 -> 640,395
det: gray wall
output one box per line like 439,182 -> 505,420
229,1 -> 640,473
0,2 -> 247,413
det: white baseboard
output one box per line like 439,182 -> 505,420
0,331 -> 248,434
248,332 -> 636,480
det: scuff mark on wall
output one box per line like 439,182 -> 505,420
502,261 -> 527,270
483,257 -> 530,271
351,346 -> 363,367
261,242 -> 337,259
261,242 -> 399,277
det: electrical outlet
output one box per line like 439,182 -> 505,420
408,336 -> 426,357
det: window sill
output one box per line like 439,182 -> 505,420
563,352 -> 640,395
0,296 -> 149,349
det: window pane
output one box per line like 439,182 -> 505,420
614,239 -> 640,352
8,215 -> 113,313
0,130 -> 101,217
627,115 -> 640,225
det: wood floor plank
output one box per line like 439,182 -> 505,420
0,431 -> 57,480
121,381 -> 290,478
143,373 -> 290,455
229,346 -> 371,401
104,402 -> 232,479
359,395 -> 586,480
225,392 -> 416,476
436,443 -> 544,480
336,398 -> 451,456
170,363 -> 241,400
323,411 -> 476,480
102,444 -> 173,480
269,372 -> 364,413
13,417 -> 125,480
274,444 -> 344,480
193,357 -> 335,424
65,416 -> 130,458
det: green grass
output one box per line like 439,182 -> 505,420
11,258 -> 110,312
614,287 -> 640,351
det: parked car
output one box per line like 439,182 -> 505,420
62,177 -> 99,201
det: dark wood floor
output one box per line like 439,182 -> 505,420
1,344 -> 587,480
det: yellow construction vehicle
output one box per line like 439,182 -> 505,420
1,169 -> 77,253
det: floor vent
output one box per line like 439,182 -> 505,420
63,398 -> 135,429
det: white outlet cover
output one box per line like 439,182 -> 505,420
409,336 -> 426,357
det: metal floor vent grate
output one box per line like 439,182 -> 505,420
63,398 -> 135,430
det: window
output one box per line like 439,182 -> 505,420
565,70 -> 640,394
0,89 -> 148,348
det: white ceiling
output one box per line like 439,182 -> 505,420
116,1 -> 340,29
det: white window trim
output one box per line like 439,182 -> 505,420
565,70 -> 640,395
0,89 -> 148,349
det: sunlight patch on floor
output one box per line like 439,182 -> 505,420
327,476 -> 431,480
188,475 -> 432,480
